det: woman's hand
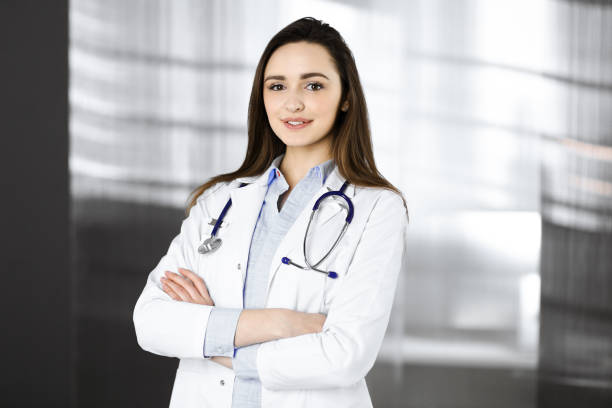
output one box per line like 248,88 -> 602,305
281,309 -> 327,338
161,268 -> 214,306
234,309 -> 327,348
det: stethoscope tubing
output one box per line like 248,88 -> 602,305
211,197 -> 233,237
282,183 -> 353,279
199,180 -> 353,280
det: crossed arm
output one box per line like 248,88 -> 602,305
132,196 -> 326,378
134,190 -> 407,390
160,267 -> 325,370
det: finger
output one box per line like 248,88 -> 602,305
165,271 -> 199,301
163,277 -> 192,302
161,281 -> 181,301
176,269 -> 213,306
161,279 -> 180,300
178,268 -> 212,301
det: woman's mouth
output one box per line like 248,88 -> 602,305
283,119 -> 313,129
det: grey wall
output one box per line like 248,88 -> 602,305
0,1 -> 70,406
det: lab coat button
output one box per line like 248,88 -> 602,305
220,379 -> 225,386
237,263 -> 241,270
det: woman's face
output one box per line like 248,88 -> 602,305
263,41 -> 347,153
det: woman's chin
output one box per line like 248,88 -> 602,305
277,132 -> 333,151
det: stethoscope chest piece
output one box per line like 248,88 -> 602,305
198,236 -> 222,254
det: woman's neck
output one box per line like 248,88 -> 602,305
279,144 -> 332,190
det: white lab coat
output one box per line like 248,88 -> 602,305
133,166 -> 409,408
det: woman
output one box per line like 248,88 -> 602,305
133,16 -> 409,408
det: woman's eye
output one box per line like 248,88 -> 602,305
306,82 -> 323,91
267,83 -> 323,91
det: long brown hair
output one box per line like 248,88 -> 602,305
186,17 -> 407,219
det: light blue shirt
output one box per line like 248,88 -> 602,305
202,153 -> 335,407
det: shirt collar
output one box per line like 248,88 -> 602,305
266,153 -> 335,187
266,154 -> 285,186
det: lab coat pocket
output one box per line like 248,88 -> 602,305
168,369 -> 204,408
170,366 -> 232,408
315,225 -> 359,315
268,260 -> 326,313
318,254 -> 350,315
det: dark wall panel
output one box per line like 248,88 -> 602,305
0,1 -> 70,406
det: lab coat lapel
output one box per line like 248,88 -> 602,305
228,175 -> 268,283
265,167 -> 355,294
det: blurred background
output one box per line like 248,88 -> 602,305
2,0 -> 611,407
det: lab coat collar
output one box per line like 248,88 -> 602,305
323,166 -> 356,198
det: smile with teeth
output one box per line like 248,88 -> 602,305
283,119 -> 312,129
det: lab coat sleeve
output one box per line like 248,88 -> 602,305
133,196 -> 215,360
256,190 -> 409,390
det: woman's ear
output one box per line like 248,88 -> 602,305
340,100 -> 349,112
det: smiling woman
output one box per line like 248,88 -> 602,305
263,41 -> 350,202
133,16 -> 409,408
263,42 -> 348,156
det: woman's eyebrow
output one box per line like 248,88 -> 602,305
264,72 -> 330,82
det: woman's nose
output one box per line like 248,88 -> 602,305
284,95 -> 304,112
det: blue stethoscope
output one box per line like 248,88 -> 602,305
198,181 -> 354,279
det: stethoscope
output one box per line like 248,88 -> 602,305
198,181 -> 354,279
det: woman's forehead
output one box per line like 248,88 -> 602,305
264,42 -> 338,79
